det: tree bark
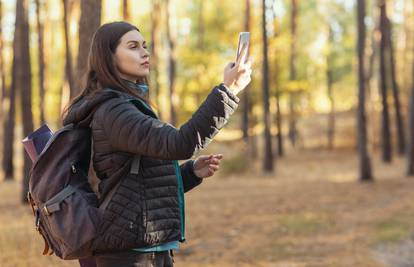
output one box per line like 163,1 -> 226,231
150,0 -> 162,120
385,17 -> 405,155
326,26 -> 335,149
14,0 -> 34,201
2,39 -> 16,181
75,0 -> 101,99
0,0 -> 4,120
241,0 -> 253,152
166,0 -> 177,126
356,0 -> 373,181
35,0 -> 46,125
62,0 -> 75,99
261,0 -> 274,172
288,0 -> 298,147
378,0 -> 392,163
271,1 -> 284,157
405,0 -> 414,176
123,0 -> 130,21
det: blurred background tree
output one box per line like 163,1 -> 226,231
0,0 -> 413,194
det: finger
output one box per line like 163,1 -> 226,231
196,155 -> 209,162
201,155 -> 214,163
209,158 -> 221,164
245,59 -> 252,69
209,165 -> 219,171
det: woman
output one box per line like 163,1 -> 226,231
62,21 -> 252,267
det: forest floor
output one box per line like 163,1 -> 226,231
1,139 -> 414,267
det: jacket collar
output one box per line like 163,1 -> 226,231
121,78 -> 149,99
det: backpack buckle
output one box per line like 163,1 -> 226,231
43,206 -> 51,216
71,164 -> 77,173
27,191 -> 36,216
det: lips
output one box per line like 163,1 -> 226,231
141,61 -> 149,67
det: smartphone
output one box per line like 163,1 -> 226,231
236,32 -> 250,63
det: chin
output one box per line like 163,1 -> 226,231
137,70 -> 150,77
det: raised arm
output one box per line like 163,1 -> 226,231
97,83 -> 240,160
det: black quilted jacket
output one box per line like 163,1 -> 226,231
62,83 -> 240,251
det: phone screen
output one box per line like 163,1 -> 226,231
236,32 -> 250,62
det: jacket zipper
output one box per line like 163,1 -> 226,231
173,160 -> 185,242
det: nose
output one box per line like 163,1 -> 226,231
142,49 -> 150,59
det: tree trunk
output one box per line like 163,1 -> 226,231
378,0 -> 392,163
62,0 -> 75,100
385,17 -> 405,155
2,47 -> 16,181
366,8 -> 379,152
327,26 -> 335,149
241,0 -> 251,145
405,0 -> 414,176
0,0 -> 4,120
261,0 -> 274,172
271,1 -> 284,157
150,0 -> 162,120
123,0 -> 130,21
288,0 -> 298,147
356,0 -> 373,181
75,0 -> 101,99
166,0 -> 177,126
35,0 -> 46,125
15,0 -> 34,201
402,0 -> 413,95
407,60 -> 414,175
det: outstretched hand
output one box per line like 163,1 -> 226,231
193,154 -> 223,179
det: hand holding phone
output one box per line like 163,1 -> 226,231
222,32 -> 253,95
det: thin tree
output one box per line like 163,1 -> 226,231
241,0 -> 252,145
402,0 -> 413,94
271,0 -> 284,157
326,26 -> 335,149
406,0 -> 414,176
407,63 -> 414,175
261,0 -> 274,172
365,6 -> 379,151
385,17 -> 405,155
378,0 -> 392,163
75,0 -> 102,99
150,0 -> 162,120
288,0 -> 298,147
245,0 -> 258,159
166,0 -> 177,126
2,0 -> 16,181
62,0 -> 75,98
0,0 -> 4,119
35,0 -> 46,125
356,0 -> 373,181
15,0 -> 34,201
122,0 -> 130,21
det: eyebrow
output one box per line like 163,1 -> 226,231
127,40 -> 146,45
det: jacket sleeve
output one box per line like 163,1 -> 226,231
180,160 -> 203,193
98,83 -> 240,160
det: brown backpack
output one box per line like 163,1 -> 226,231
27,95 -> 143,260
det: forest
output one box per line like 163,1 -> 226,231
0,0 -> 414,266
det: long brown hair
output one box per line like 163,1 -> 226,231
61,21 -> 157,123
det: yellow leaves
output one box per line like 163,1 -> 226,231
284,80 -> 309,93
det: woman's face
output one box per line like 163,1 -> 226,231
114,30 -> 150,82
